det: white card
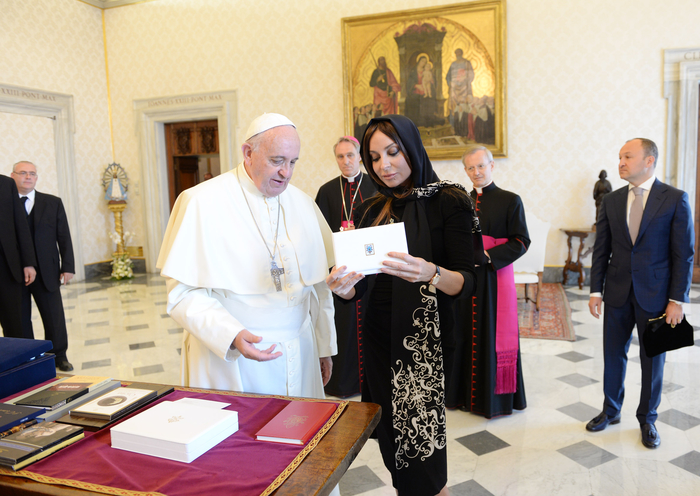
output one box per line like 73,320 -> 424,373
332,222 -> 409,275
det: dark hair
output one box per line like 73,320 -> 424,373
360,120 -> 415,226
628,138 -> 658,166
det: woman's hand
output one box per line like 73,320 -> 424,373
326,265 -> 364,300
381,252 -> 435,283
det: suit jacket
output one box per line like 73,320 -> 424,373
31,191 -> 75,293
590,178 -> 694,313
0,175 -> 36,282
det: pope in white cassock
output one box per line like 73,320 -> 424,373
156,113 -> 337,399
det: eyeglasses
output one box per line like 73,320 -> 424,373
13,171 -> 37,177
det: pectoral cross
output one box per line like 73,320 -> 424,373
270,261 -> 285,292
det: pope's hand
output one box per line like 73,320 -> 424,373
232,329 -> 283,362
320,357 -> 333,386
326,265 -> 363,300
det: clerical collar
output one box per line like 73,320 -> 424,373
474,181 -> 494,194
238,163 -> 276,200
342,170 -> 362,183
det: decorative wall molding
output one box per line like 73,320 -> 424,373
77,0 -> 156,10
0,83 -> 85,281
133,90 -> 238,272
664,48 -> 700,205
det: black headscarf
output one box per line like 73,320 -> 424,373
361,114 -> 438,194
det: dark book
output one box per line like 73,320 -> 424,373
15,376 -> 111,410
0,404 -> 47,433
0,422 -> 84,471
255,401 -> 337,445
56,382 -> 175,431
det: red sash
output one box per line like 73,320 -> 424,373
483,236 -> 519,395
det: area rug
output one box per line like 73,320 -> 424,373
517,283 -> 575,341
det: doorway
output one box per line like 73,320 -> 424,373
164,119 -> 220,210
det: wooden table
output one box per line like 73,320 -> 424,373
561,228 -> 595,289
0,389 -> 381,496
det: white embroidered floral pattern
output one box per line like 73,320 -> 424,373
392,284 -> 446,468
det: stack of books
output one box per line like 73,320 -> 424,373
8,376 -> 121,422
0,422 -> 84,471
70,387 -> 157,420
110,400 -> 239,463
0,404 -> 46,434
58,383 -> 174,432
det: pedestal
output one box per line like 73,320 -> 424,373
108,201 -> 127,256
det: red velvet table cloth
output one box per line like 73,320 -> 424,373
1,389 -> 345,496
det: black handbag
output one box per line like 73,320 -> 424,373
642,314 -> 695,358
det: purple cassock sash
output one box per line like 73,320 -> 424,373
483,236 -> 519,395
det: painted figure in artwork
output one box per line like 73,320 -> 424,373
369,56 -> 400,116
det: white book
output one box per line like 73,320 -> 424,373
110,401 -> 239,463
332,222 -> 409,275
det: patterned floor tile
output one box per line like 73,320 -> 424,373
133,364 -> 165,376
129,342 -> 156,350
456,431 -> 510,456
558,402 -> 602,422
338,465 -> 386,496
657,409 -> 700,431
83,358 -> 111,369
556,351 -> 593,363
556,373 -> 599,388
669,451 -> 700,477
558,441 -> 617,469
448,480 -> 494,496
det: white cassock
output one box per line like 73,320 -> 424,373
156,164 -> 337,399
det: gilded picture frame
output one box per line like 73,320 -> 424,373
341,0 -> 507,159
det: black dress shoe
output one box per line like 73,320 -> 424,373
56,358 -> 74,372
586,412 -> 621,432
641,423 -> 660,448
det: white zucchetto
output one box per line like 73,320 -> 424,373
243,113 -> 296,141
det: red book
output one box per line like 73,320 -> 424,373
255,401 -> 337,445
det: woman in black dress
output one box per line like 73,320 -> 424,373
327,114 -> 478,496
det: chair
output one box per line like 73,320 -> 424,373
513,212 -> 550,311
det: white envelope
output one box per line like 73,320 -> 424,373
332,222 -> 409,275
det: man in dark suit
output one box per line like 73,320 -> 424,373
587,138 -> 694,449
0,174 -> 37,337
12,161 -> 75,372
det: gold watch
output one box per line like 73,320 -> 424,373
429,265 -> 441,286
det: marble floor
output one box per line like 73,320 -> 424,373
26,274 -> 700,495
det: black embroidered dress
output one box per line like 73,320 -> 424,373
352,115 -> 478,495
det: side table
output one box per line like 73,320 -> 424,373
561,228 -> 595,289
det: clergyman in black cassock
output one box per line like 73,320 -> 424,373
446,146 -> 529,418
315,136 -> 376,397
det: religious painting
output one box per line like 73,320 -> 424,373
341,1 -> 507,159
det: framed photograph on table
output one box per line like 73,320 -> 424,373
341,0 -> 507,159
